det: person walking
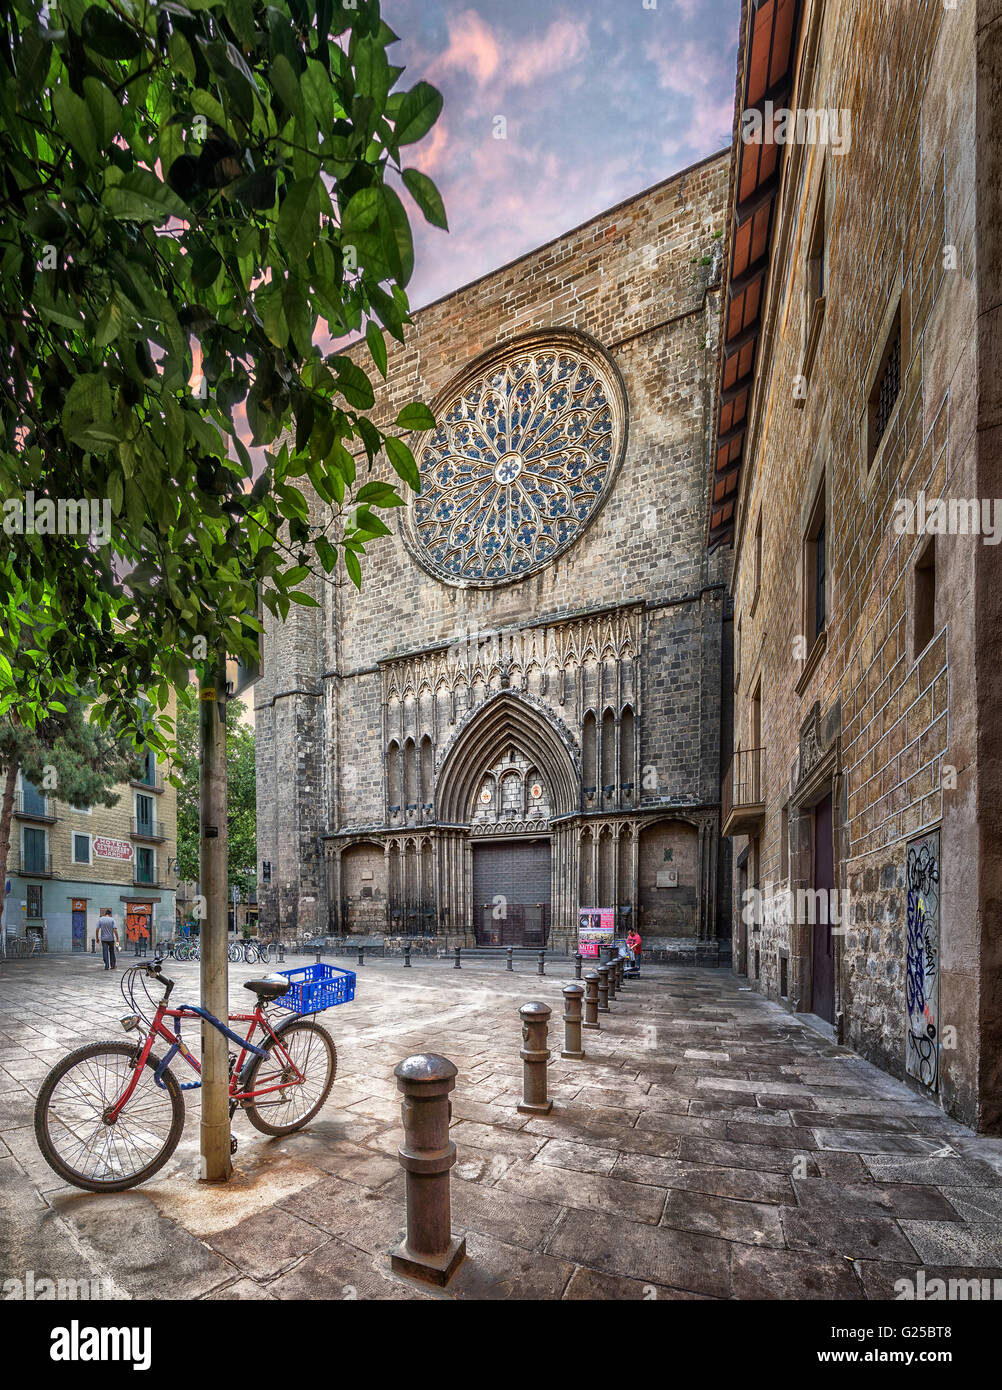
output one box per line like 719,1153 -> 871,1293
95,908 -> 120,971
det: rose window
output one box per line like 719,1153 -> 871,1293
407,339 -> 626,584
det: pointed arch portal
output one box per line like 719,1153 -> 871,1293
436,693 -> 577,823
437,694 -> 577,945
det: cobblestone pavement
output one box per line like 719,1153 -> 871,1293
2,951 -> 1002,1301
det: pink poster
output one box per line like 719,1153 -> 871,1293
578,908 -> 614,957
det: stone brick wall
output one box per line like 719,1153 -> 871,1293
257,149 -> 735,948
725,0 -> 1002,1129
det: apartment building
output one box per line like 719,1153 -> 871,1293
7,745 -> 178,953
715,0 -> 1002,1131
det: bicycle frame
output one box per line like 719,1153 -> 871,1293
107,996 -> 308,1123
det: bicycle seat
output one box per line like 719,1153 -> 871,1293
243,977 -> 291,1002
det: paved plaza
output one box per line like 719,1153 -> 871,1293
2,952 -> 1002,1301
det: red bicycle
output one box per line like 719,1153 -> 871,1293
34,959 -> 340,1192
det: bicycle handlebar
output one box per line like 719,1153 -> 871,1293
145,957 -> 175,1003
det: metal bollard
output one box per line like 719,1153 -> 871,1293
277,941 -> 285,963
91,939 -> 95,954
597,964 -> 610,1013
315,945 -> 322,965
607,959 -> 618,1002
404,942 -> 412,968
536,949 -> 545,976
506,946 -> 513,972
454,946 -> 462,970
582,970 -> 600,1030
574,952 -> 583,980
357,945 -> 364,966
561,982 -> 585,1059
390,1054 -> 467,1286
517,1002 -> 553,1115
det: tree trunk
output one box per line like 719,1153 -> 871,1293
0,766 -> 17,960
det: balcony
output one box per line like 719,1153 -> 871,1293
131,818 -> 167,842
130,772 -> 164,793
132,874 -> 162,890
13,792 -> 56,822
721,747 -> 766,838
19,852 -> 53,878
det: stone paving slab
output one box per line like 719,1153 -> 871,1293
1,953 -> 1001,1300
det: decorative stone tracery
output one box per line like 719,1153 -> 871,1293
404,333 -> 628,585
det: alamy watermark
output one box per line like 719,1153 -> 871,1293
741,102 -> 852,155
2,1270 -> 116,1300
892,490 -> 1001,545
3,492 -> 112,546
741,881 -> 851,930
895,1269 -> 1002,1301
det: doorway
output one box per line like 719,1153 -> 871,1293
472,840 -> 551,946
71,898 -> 87,952
810,793 -> 836,1022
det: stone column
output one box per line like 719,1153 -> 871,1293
517,1002 -> 553,1115
389,1054 -> 466,1287
597,964 -> 610,1013
561,983 -> 585,1059
583,970 -> 600,1030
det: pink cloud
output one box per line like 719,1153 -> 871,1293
428,9 -> 501,88
507,18 -> 589,87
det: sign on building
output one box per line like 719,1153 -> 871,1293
93,837 -> 134,861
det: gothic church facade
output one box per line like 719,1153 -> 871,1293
256,152 -> 733,954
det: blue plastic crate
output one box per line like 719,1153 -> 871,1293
274,962 -> 356,1014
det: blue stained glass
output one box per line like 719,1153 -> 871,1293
411,345 -> 621,582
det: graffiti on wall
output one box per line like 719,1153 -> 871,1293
905,830 -> 940,1089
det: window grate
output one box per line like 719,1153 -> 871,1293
873,330 -> 900,450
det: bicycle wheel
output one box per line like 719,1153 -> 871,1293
227,943 -> 241,963
176,941 -> 190,961
34,1041 -> 185,1193
243,944 -> 259,965
257,943 -> 271,965
242,1018 -> 337,1136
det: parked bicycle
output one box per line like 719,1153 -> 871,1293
228,940 -> 260,964
33,956 -> 355,1192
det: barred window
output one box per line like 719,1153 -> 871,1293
868,310 -> 902,465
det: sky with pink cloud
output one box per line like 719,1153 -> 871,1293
383,0 -> 742,310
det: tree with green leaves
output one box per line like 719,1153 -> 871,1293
173,693 -> 255,895
0,0 -> 445,744
0,695 -> 142,955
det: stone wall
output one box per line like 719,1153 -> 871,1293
257,150 -> 735,949
725,0 -> 1002,1130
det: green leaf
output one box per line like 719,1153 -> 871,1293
341,186 -> 381,239
270,53 -> 305,126
385,436 -> 420,491
395,402 -> 436,432
255,278 -> 289,348
80,5 -> 145,60
344,549 -> 362,589
62,375 -> 124,451
354,35 -> 391,112
52,84 -> 99,167
402,168 -> 448,230
366,320 -> 387,377
329,356 -> 375,410
356,480 -> 403,507
278,176 -> 326,262
393,81 -> 443,146
379,185 -> 414,286
104,170 -> 189,223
